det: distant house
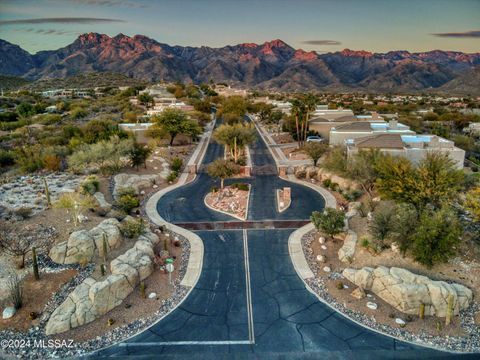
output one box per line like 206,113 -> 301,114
346,133 -> 465,169
119,123 -> 154,144
329,120 -> 415,145
140,85 -> 173,98
308,109 -> 384,140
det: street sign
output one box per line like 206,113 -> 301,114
166,258 -> 174,264
166,262 -> 174,285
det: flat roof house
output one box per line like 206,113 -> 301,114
329,120 -> 415,145
346,133 -> 465,169
308,109 -> 384,140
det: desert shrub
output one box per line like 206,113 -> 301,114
167,171 -> 178,182
15,146 -> 44,173
0,149 -> 15,167
311,208 -> 345,239
322,178 -> 332,188
411,206 -> 462,268
71,107 -> 88,119
231,183 -> 249,191
360,237 -> 370,248
81,175 -> 100,195
54,192 -> 97,226
120,218 -> 146,239
295,169 -> 306,179
68,136 -> 133,174
170,157 -> 183,172
343,189 -> 363,202
211,186 -> 219,193
115,187 -> 139,214
43,154 -> 61,171
7,273 -> 23,309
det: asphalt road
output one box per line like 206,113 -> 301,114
91,124 -> 475,359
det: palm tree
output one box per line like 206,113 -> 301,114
290,99 -> 305,148
302,94 -> 317,145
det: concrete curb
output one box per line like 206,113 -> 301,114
284,179 -> 467,355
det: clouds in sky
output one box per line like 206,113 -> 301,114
69,0 -> 148,8
0,17 -> 125,26
301,40 -> 341,45
431,30 -> 480,38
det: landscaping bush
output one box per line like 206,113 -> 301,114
115,187 -> 140,214
81,175 -> 100,195
211,186 -> 219,193
343,189 -> 363,202
170,157 -> 183,172
311,208 -> 345,239
295,169 -> 306,179
167,171 -> 178,182
322,178 -> 332,188
120,218 -> 146,239
0,149 -> 15,167
7,272 -> 23,309
231,183 -> 249,191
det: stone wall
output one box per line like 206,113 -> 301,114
343,266 -> 473,317
45,230 -> 160,335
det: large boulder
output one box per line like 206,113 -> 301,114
49,218 -> 122,264
342,266 -> 473,317
113,173 -> 161,199
338,230 -> 357,263
63,230 -> 95,264
45,230 -> 160,335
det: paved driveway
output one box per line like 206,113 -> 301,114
91,125 -> 473,359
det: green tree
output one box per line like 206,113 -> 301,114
138,93 -> 154,108
311,208 -> 345,240
17,103 -> 35,118
411,206 -> 461,268
290,99 -> 306,147
128,142 -> 152,170
347,150 -> 384,198
391,203 -> 418,255
303,142 -> 328,166
375,152 -> 463,211
207,159 -> 240,189
368,203 -> 396,249
218,96 -> 247,120
213,123 -> 256,163
152,108 -> 201,146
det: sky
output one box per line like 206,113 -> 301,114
0,0 -> 479,54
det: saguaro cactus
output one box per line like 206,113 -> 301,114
32,247 -> 39,280
419,303 -> 425,320
446,294 -> 454,326
140,281 -> 146,299
102,233 -> 108,262
43,177 -> 51,207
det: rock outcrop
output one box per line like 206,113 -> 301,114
49,218 -> 122,264
342,266 -> 473,317
45,230 -> 160,335
113,173 -> 162,199
338,230 -> 357,263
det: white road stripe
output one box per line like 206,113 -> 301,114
243,229 -> 255,344
119,340 -> 251,346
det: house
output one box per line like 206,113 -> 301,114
139,85 -> 173,98
119,123 -> 154,144
308,109 -> 384,140
329,120 -> 415,145
346,133 -> 465,169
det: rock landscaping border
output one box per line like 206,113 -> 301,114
203,184 -> 251,221
296,231 -> 480,354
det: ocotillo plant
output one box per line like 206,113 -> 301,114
446,294 -> 454,326
102,233 -> 108,263
43,177 -> 51,207
32,247 -> 39,281
419,303 -> 425,320
140,281 -> 146,299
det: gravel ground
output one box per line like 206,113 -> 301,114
0,231 -> 191,359
301,230 -> 480,354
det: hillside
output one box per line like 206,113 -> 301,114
1,33 -> 479,94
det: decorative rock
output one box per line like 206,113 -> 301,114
316,255 -> 326,263
113,173 -> 161,199
45,229 -> 161,335
323,266 -> 331,273
2,306 -> 16,319
390,242 -> 400,253
321,245 -> 327,250
77,214 -> 89,223
343,266 -> 473,317
338,230 -> 357,263
351,287 -> 366,300
93,192 -> 111,211
148,292 -> 157,299
395,318 -> 406,327
318,236 -> 326,244
367,302 -> 378,310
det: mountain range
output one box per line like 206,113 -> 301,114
1,32 -> 479,94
